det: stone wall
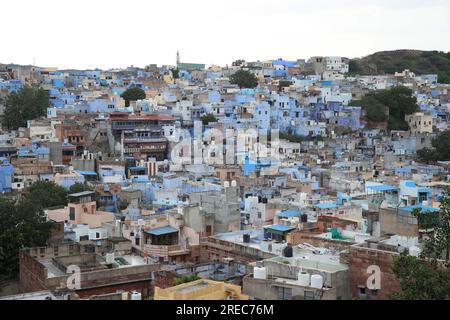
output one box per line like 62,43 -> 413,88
347,244 -> 401,300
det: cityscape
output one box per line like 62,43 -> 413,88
0,0 -> 449,307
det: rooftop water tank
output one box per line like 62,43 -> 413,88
310,275 -> 323,289
254,267 -> 267,279
282,244 -> 293,258
131,291 -> 142,300
298,272 -> 310,287
409,246 -> 421,257
121,292 -> 129,300
106,253 -> 115,264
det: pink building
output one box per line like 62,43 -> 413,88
46,191 -> 114,228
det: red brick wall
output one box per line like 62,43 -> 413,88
77,270 -> 176,299
347,246 -> 401,300
317,216 -> 358,233
19,250 -> 48,293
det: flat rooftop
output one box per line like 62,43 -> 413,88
39,254 -> 154,279
175,281 -> 211,293
268,255 -> 347,273
212,229 -> 344,267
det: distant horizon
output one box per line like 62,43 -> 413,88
2,48 -> 449,71
2,0 -> 450,70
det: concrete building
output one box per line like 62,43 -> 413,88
243,250 -> 350,300
19,241 -> 160,299
406,112 -> 433,134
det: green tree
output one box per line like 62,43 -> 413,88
25,181 -> 68,209
417,130 -> 450,162
391,254 -> 450,300
278,80 -> 292,91
230,70 -> 258,89
351,95 -> 388,123
3,86 -> 50,130
0,197 -> 54,281
0,181 -> 70,280
377,86 -> 417,130
69,182 -> 93,194
200,113 -> 217,125
391,188 -> 450,299
418,189 -> 450,262
120,87 -> 146,107
232,59 -> 245,67
171,68 -> 179,79
417,147 -> 439,163
351,86 -> 417,130
173,274 -> 201,286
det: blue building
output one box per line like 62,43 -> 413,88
253,101 -> 271,130
0,157 -> 14,193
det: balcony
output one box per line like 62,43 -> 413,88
123,137 -> 167,143
144,244 -> 190,259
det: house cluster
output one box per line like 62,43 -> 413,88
0,54 -> 449,300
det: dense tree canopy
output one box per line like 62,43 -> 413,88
418,189 -> 450,262
391,255 -> 450,300
417,130 -> 450,163
68,182 -> 93,194
120,87 -> 146,107
351,86 -> 417,130
200,113 -> 218,125
171,68 -> 179,79
2,86 -> 50,130
278,80 -> 293,91
351,95 -> 388,123
230,70 -> 258,89
25,181 -> 68,209
232,59 -> 246,67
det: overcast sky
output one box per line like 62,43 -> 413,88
2,0 -> 449,70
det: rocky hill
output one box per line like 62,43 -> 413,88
349,50 -> 450,83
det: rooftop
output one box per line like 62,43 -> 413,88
68,191 -> 96,198
264,224 -> 296,232
144,225 -> 178,236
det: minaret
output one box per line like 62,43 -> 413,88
176,51 -> 180,66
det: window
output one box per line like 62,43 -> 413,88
69,207 -> 75,220
84,245 -> 95,253
277,287 -> 292,300
304,291 -> 315,300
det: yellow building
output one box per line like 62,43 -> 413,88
154,279 -> 249,300
163,74 -> 174,84
405,112 -> 433,134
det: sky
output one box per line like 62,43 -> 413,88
1,0 -> 449,70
